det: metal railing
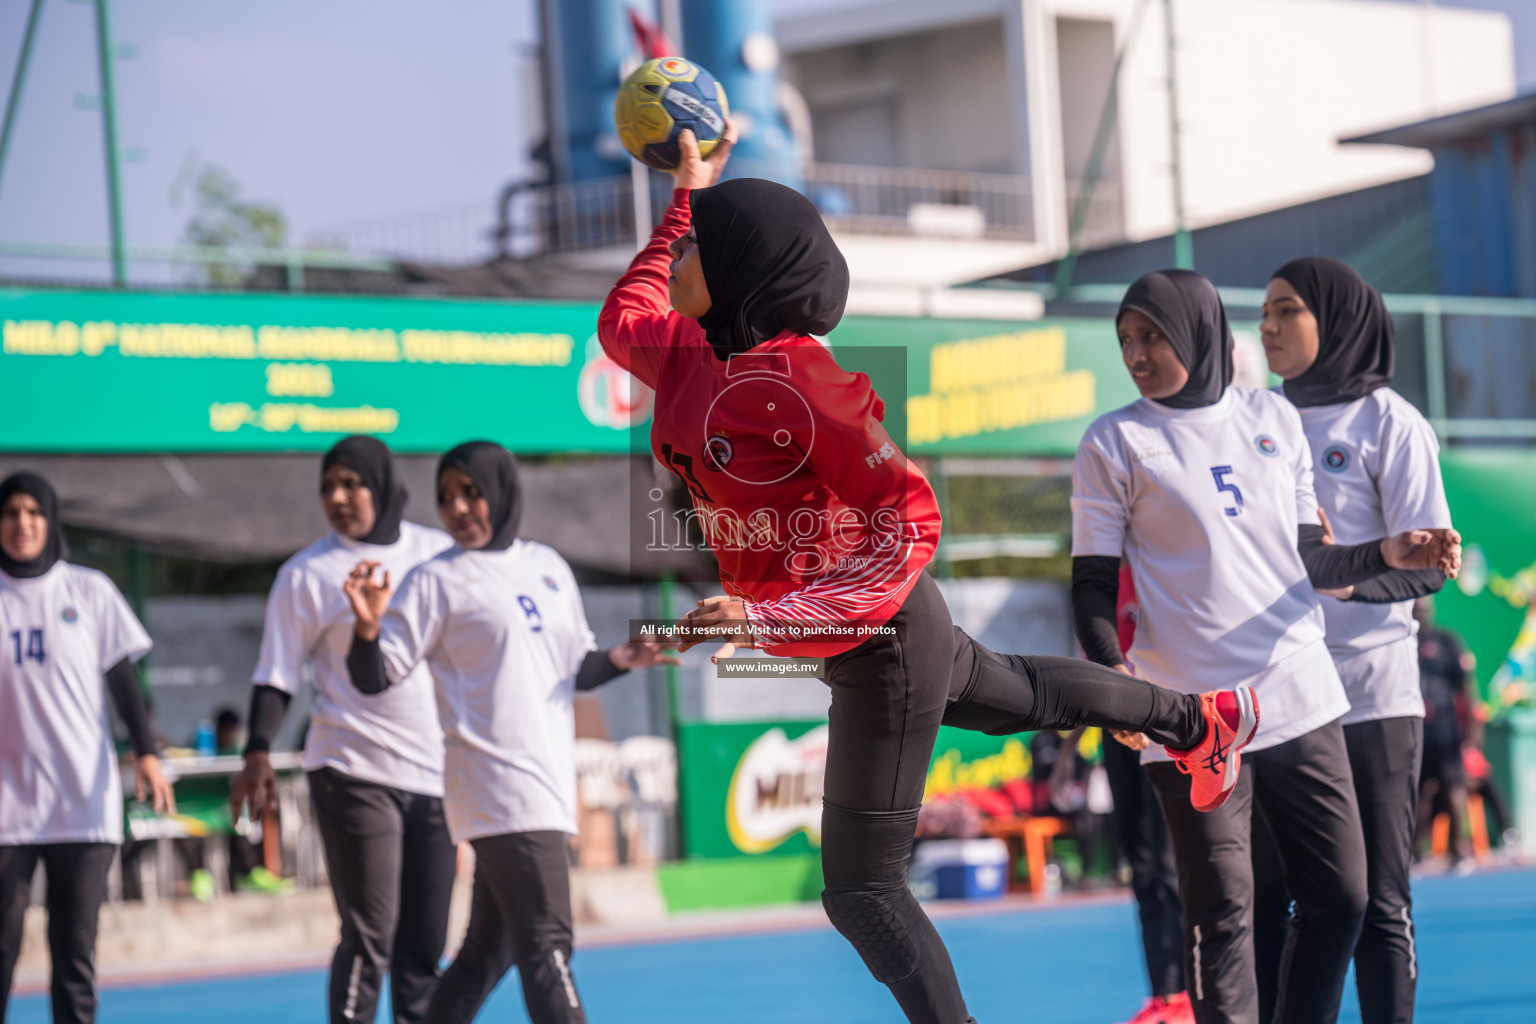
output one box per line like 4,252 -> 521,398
306,163 -> 1121,264
4,165 -> 1134,283
1021,282 -> 1536,442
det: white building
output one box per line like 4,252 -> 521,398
775,0 -> 1516,289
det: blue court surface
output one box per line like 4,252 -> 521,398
13,868 -> 1536,1023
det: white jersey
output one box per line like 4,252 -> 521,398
1291,387 -> 1451,724
253,521 -> 454,796
377,540 -> 596,843
0,562 -> 152,844
1072,387 -> 1350,758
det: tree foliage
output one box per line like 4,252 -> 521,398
171,159 -> 286,287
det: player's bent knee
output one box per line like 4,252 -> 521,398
822,886 -> 924,985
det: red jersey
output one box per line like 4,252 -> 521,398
597,190 -> 942,657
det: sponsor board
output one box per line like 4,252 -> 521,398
679,720 -> 1035,858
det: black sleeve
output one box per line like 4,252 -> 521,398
575,649 -> 626,692
346,634 -> 390,695
1297,524 -> 1390,590
104,658 -> 157,759
1347,567 -> 1445,604
243,684 -> 292,755
1071,555 -> 1125,668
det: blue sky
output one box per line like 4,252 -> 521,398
0,0 -> 1531,284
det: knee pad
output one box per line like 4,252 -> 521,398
820,801 -> 928,986
822,886 -> 925,985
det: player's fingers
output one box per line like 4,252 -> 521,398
380,570 -> 390,590
159,780 -> 176,816
710,641 -> 739,664
708,119 -> 739,165
678,128 -> 700,164
136,773 -> 147,803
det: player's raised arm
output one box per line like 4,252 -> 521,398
597,122 -> 738,389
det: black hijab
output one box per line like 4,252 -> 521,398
0,472 -> 69,579
438,441 -> 522,552
1272,257 -> 1394,408
322,435 -> 408,546
689,178 -> 849,359
1116,268 -> 1234,409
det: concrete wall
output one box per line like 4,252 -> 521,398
777,0 -> 1517,248
783,19 -> 1017,173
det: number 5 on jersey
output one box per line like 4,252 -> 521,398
1210,466 -> 1244,518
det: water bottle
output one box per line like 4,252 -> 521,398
196,718 -> 216,757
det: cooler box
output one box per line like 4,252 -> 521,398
909,839 -> 1009,901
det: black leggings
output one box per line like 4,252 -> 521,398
1103,736 -> 1185,998
1254,716 -> 1423,1024
0,842 -> 116,1024
1150,718 -> 1368,1024
309,768 -> 458,1024
819,572 -> 1205,1024
427,831 -> 583,1024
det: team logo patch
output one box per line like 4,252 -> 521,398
60,606 -> 78,623
543,575 -> 559,592
703,434 -> 734,472
658,57 -> 691,76
1254,435 -> 1280,457
1322,445 -> 1351,473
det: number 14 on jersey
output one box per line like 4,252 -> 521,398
9,628 -> 45,665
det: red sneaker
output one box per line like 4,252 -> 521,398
1165,687 -> 1259,812
1161,991 -> 1195,1024
1118,993 -> 1194,1024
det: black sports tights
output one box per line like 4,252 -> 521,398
426,831 -> 584,1024
818,572 -> 1205,1024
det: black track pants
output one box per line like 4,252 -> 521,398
1150,719 -> 1368,1024
427,831 -> 584,1024
310,768 -> 458,1024
0,842 -> 116,1024
819,572 -> 1207,1024
1103,737 -> 1185,998
1345,717 -> 1423,1024
1253,717 -> 1424,1024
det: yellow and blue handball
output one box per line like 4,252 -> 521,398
614,57 -> 729,172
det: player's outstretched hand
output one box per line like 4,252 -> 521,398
1381,527 -> 1462,579
612,630 -> 682,671
230,751 -> 278,823
135,753 -> 177,815
672,119 -> 738,192
675,594 -> 756,663
344,560 -> 392,640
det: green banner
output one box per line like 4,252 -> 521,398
829,316 -> 1139,456
1437,449 -> 1536,707
1,291 -> 1136,457
0,289 -> 645,453
677,718 -> 1032,859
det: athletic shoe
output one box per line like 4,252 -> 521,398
1162,991 -> 1195,1024
1165,687 -> 1259,812
1117,992 -> 1194,1024
235,866 -> 295,894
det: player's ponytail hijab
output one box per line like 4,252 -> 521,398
1271,256 -> 1394,408
688,178 -> 850,359
323,435 -> 409,546
0,471 -> 68,579
1116,268 -> 1234,409
438,441 -> 522,552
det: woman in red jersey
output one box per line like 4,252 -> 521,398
597,129 -> 1250,1024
